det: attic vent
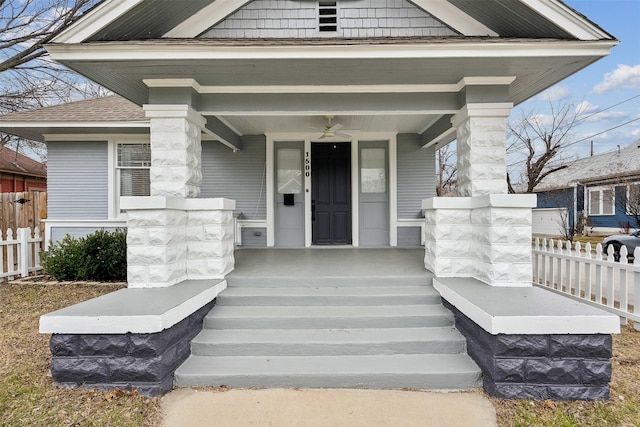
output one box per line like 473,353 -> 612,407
319,1 -> 338,32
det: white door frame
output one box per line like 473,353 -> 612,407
266,132 -> 397,247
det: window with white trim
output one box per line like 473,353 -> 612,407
588,187 -> 614,216
117,143 -> 151,199
318,1 -> 338,32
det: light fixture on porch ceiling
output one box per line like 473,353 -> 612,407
311,115 -> 355,140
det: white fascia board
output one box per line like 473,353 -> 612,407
1,121 -> 148,129
163,0 -> 251,38
520,0 -> 613,41
411,0 -> 498,36
144,77 -> 516,94
52,0 -> 144,44
46,39 -> 618,61
43,133 -> 149,141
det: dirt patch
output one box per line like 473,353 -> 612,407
0,282 -> 162,427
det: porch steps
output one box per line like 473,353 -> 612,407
174,277 -> 481,390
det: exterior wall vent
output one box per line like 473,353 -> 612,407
319,1 -> 338,32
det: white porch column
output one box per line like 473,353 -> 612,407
452,103 -> 512,197
143,104 -> 205,198
424,101 -> 538,287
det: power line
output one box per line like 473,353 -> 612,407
577,93 -> 640,123
567,116 -> 640,147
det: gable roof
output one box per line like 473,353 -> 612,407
0,147 -> 47,178
535,140 -> 640,191
0,96 -> 148,142
54,0 -> 613,43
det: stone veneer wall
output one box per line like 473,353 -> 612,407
423,194 -> 536,287
48,301 -> 214,396
443,300 -> 612,400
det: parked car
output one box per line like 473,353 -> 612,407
602,231 -> 640,261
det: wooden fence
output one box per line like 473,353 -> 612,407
533,238 -> 640,330
0,191 -> 46,249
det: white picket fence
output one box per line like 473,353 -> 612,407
533,238 -> 640,330
0,228 -> 43,280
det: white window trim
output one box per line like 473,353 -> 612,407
588,186 -> 615,216
109,137 -> 151,219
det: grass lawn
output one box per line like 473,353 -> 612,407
0,282 -> 162,427
0,281 -> 638,427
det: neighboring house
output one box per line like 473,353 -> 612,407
0,146 -> 46,193
534,140 -> 640,236
0,0 -> 621,400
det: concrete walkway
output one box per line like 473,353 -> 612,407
162,388 -> 497,427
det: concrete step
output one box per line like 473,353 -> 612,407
216,286 -> 441,306
226,276 -> 432,288
174,353 -> 482,390
205,304 -> 454,329
191,327 -> 467,356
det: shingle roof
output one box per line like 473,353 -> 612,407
535,140 -> 640,191
0,95 -> 145,123
0,147 -> 46,178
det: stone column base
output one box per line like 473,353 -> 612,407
423,194 -> 537,287
444,300 -> 612,400
48,301 -> 214,396
123,196 -> 236,288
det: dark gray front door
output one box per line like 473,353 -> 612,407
312,142 -> 351,245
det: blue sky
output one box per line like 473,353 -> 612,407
514,0 -> 640,158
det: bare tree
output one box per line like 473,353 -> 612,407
615,182 -> 640,230
506,99 -> 584,193
1,0 -> 103,160
436,143 -> 457,196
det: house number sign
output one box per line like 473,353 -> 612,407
305,151 -> 311,177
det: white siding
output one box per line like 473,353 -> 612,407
47,141 -> 109,220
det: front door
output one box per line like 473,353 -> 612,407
312,142 -> 351,245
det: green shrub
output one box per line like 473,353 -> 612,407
41,229 -> 127,282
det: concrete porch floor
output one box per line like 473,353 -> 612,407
230,248 -> 431,279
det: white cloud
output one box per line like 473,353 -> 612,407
593,64 -> 640,94
536,85 -> 571,101
576,100 -> 598,115
632,128 -> 640,137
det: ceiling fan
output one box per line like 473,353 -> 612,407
312,115 -> 354,139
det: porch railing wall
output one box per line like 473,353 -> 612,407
533,238 -> 640,331
0,228 -> 43,280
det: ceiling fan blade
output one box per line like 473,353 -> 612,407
328,123 -> 344,132
335,132 -> 352,138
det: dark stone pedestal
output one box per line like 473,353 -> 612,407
49,301 -> 214,396
443,299 -> 612,400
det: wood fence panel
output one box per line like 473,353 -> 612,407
0,191 -> 46,272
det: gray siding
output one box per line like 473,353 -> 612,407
47,141 -> 109,220
200,0 -> 456,38
397,227 -> 422,248
201,136 -> 266,220
51,227 -> 122,244
397,134 -> 435,219
240,227 -> 267,247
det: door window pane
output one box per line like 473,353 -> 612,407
361,148 -> 386,193
277,148 -> 302,194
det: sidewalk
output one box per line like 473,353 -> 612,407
162,388 -> 497,427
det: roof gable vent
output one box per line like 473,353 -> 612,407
318,1 -> 338,32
